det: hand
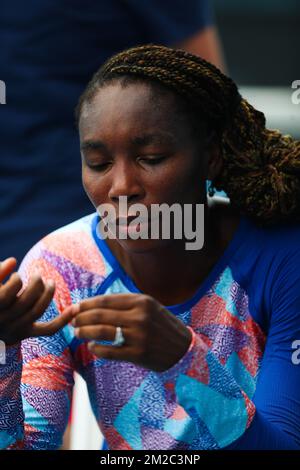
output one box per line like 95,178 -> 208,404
68,293 -> 192,372
0,257 -> 74,346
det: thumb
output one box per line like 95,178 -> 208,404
30,308 -> 74,337
0,257 -> 17,284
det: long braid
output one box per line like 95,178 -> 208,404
75,44 -> 300,226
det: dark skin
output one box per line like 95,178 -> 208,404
0,258 -> 74,345
68,81 -> 241,372
0,81 -> 240,371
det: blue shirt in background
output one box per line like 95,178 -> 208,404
0,0 -> 213,264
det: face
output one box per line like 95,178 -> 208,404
79,81 -> 215,253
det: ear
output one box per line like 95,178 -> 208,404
206,140 -> 223,181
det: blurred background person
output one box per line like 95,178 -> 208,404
0,0 -> 225,266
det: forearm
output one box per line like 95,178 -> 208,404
157,327 -> 255,449
0,342 -> 70,450
224,411 -> 300,450
157,325 -> 300,450
0,343 -> 24,448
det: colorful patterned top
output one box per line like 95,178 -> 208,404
0,212 -> 300,450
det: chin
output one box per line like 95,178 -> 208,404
116,236 -> 172,254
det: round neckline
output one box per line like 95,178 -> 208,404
91,213 -> 250,314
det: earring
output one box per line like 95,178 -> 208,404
208,180 -> 216,197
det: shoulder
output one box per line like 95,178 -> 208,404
209,196 -> 300,255
210,196 -> 300,313
223,203 -> 300,332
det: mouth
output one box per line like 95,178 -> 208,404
100,209 -> 161,236
116,215 -> 155,227
115,216 -> 144,226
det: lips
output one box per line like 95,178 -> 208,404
115,215 -> 152,226
102,209 -> 160,228
116,216 -> 141,226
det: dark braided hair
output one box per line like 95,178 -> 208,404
75,44 -> 300,227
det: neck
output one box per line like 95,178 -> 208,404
104,199 -> 237,306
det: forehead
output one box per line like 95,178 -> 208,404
79,82 -> 180,140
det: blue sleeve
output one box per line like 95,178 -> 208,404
124,0 -> 214,46
226,246 -> 300,449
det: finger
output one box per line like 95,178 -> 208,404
14,279 -> 56,330
62,304 -> 78,316
87,341 -> 133,361
74,324 -> 125,341
0,272 -> 23,309
12,274 -> 47,316
1,280 -> 55,344
30,306 -> 75,337
72,308 -> 129,328
78,293 -> 139,313
0,257 -> 17,283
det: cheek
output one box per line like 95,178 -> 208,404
82,169 -> 107,205
153,157 -> 204,204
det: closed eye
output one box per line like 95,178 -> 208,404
87,162 -> 111,171
139,156 -> 166,165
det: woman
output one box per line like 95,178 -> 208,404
0,44 -> 300,450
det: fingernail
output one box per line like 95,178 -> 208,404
71,304 -> 80,316
74,328 -> 79,337
87,341 -> 96,351
47,280 -> 55,289
31,270 -> 41,282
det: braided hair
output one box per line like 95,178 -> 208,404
75,44 -> 300,227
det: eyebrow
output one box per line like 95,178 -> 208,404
80,140 -> 108,152
80,132 -> 176,152
130,133 -> 176,146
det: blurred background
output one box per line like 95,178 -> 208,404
214,0 -> 300,138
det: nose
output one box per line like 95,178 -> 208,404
108,158 -> 145,204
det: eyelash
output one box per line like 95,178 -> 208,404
139,156 -> 166,165
88,162 -> 111,171
88,156 -> 166,171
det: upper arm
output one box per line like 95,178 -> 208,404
175,26 -> 227,72
124,0 -> 214,46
